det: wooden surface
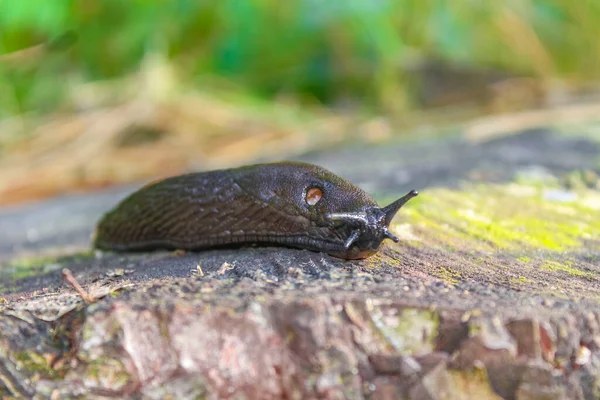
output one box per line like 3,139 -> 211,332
0,128 -> 599,399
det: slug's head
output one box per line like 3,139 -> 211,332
325,190 -> 418,259
232,162 -> 419,259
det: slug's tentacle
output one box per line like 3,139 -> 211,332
344,230 -> 360,250
382,190 -> 419,226
94,162 -> 418,260
324,189 -> 417,254
382,227 -> 399,243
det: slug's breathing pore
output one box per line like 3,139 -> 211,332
94,162 -> 418,259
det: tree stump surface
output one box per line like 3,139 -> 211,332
1,128 -> 599,399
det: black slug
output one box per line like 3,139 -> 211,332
93,162 -> 418,259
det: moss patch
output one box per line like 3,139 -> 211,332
509,276 -> 533,284
0,251 -> 94,280
84,358 -> 133,390
446,366 -> 503,399
13,351 -> 59,379
434,266 -> 461,285
540,261 -> 587,277
374,183 -> 600,301
370,307 -> 439,356
390,184 -> 600,253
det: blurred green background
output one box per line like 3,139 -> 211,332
1,0 -> 598,118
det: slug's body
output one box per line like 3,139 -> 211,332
94,162 -> 417,259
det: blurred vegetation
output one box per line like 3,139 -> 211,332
1,0 -> 599,118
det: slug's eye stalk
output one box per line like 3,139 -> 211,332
382,189 -> 419,226
326,189 -> 418,256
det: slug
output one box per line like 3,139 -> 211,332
93,162 -> 418,259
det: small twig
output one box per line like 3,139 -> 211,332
191,264 -> 205,277
62,268 -> 95,304
217,262 -> 234,275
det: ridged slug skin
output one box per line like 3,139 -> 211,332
93,162 -> 418,259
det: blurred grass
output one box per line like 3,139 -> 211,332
1,0 -> 600,118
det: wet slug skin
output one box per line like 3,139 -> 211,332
93,162 -> 418,259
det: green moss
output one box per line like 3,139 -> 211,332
361,253 -> 388,270
8,265 -> 45,280
4,255 -> 59,269
402,205 -> 487,251
540,261 -> 587,277
447,366 -> 503,399
370,307 -> 439,356
2,255 -> 60,279
85,358 -> 132,390
13,351 -> 58,379
385,184 -> 600,253
509,276 -> 533,284
561,169 -> 600,190
434,266 -> 461,285
467,318 -> 482,337
0,251 -> 94,279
